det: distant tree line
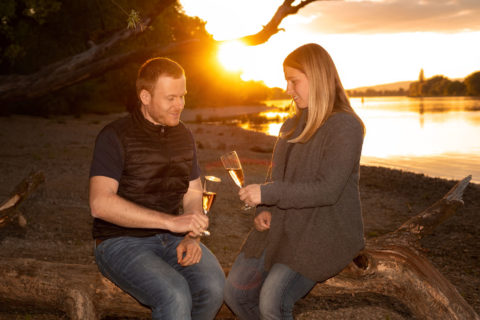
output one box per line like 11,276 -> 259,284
347,88 -> 407,97
409,70 -> 480,97
347,70 -> 480,98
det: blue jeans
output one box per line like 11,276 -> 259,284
94,233 -> 225,320
224,251 -> 316,320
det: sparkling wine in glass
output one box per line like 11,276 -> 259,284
227,168 -> 244,189
220,151 -> 252,210
201,175 -> 221,236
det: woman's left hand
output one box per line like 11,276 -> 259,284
239,184 -> 261,207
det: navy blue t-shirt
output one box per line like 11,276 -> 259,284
89,125 -> 201,182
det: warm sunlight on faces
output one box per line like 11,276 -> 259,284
140,76 -> 186,127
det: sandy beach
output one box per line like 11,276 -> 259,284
0,110 -> 479,319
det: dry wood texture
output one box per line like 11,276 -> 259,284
0,171 -> 45,228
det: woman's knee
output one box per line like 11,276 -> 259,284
259,292 -> 284,320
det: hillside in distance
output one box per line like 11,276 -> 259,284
349,80 -> 413,92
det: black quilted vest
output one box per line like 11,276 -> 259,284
93,109 -> 194,239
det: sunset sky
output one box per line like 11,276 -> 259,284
179,0 -> 480,89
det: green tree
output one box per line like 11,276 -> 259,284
409,68 -> 426,97
419,68 -> 424,82
0,0 -> 62,71
445,80 -> 466,96
421,75 -> 451,96
464,71 -> 480,96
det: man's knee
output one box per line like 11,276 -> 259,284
196,272 -> 225,310
151,285 -> 192,318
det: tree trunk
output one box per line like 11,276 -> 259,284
0,176 -> 478,319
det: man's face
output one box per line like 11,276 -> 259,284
140,75 -> 186,127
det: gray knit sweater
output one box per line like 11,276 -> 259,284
242,110 -> 365,282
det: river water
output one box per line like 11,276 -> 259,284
239,97 -> 480,184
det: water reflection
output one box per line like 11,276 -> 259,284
349,97 -> 480,160
239,97 -> 480,183
239,110 -> 290,136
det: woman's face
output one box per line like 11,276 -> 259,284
284,66 -> 309,109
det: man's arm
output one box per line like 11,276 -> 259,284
89,175 -> 208,236
176,177 -> 206,266
182,177 -> 203,215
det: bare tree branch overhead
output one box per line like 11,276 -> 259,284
239,0 -> 328,45
0,0 -> 326,105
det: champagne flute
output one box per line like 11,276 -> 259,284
201,175 -> 221,236
220,151 -> 252,210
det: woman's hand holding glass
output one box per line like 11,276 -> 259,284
220,151 -> 254,210
238,184 -> 262,208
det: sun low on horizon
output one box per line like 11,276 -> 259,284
180,0 -> 480,90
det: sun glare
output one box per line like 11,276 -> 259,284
218,41 -> 249,71
181,0 -> 480,89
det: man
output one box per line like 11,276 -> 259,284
89,57 -> 225,319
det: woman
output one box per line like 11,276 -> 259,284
224,43 -> 366,319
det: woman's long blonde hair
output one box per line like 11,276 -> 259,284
283,43 -> 364,143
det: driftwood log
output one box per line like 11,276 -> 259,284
0,176 -> 478,319
0,171 -> 45,229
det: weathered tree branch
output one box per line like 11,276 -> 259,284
0,171 -> 45,228
239,0 -> 327,45
395,175 -> 470,238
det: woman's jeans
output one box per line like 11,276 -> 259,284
94,233 -> 225,320
224,251 -> 316,320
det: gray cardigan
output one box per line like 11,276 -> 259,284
242,110 -> 365,282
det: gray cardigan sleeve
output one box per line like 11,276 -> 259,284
260,115 -> 363,209
254,159 -> 274,215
